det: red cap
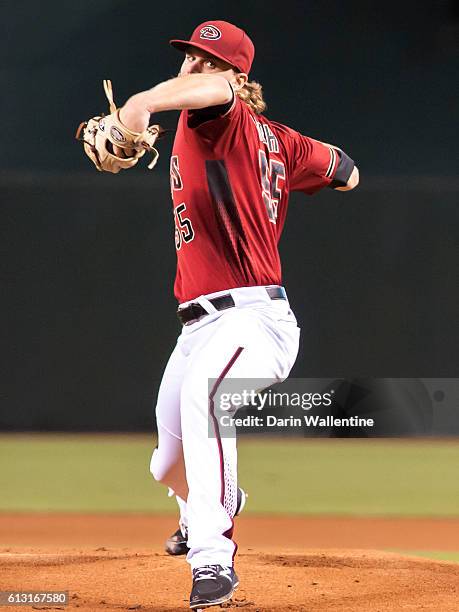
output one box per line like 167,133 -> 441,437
170,20 -> 255,74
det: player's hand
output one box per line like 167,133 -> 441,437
76,80 -> 163,173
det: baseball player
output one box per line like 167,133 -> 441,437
78,20 -> 358,610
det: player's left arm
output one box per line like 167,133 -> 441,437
118,74 -> 233,133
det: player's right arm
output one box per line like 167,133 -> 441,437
317,139 -> 359,191
288,133 -> 359,195
334,165 -> 359,191
118,75 -> 233,133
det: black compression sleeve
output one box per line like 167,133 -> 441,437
188,85 -> 235,127
330,150 -> 355,188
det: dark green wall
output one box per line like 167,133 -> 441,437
1,1 -> 458,430
1,0 -> 458,174
2,174 -> 458,430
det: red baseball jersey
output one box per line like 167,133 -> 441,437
170,93 -> 340,303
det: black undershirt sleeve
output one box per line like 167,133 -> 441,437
330,149 -> 355,188
188,85 -> 235,128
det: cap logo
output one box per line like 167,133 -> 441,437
199,25 -> 221,40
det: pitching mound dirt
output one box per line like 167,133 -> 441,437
0,515 -> 458,611
0,548 -> 458,611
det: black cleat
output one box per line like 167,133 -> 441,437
165,526 -> 189,556
165,487 -> 248,557
189,564 -> 239,609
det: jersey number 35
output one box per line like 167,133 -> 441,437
259,150 -> 286,224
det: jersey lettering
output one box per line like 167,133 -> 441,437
251,117 -> 279,153
170,155 -> 183,191
259,150 -> 286,224
262,124 -> 279,153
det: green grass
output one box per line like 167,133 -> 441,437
0,434 -> 169,513
237,438 -> 459,516
0,434 -> 458,516
391,550 -> 459,563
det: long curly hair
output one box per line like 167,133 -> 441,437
236,80 -> 267,114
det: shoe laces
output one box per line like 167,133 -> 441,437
193,565 -> 221,582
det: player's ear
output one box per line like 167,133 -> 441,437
232,71 -> 248,91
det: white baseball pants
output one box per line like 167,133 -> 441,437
150,285 -> 300,569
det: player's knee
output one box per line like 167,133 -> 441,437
149,448 -> 168,483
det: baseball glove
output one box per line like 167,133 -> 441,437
76,80 -> 163,174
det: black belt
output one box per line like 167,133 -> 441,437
177,286 -> 287,326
